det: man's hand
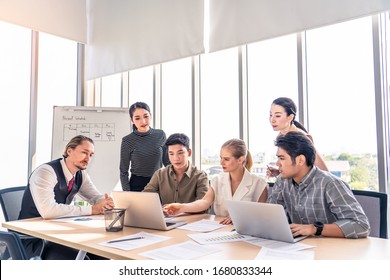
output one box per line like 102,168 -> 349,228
92,194 -> 115,215
103,194 -> 115,210
290,223 -> 316,237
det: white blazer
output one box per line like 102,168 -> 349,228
210,168 -> 267,216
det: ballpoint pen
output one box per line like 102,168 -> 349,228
107,236 -> 145,243
107,210 -> 125,230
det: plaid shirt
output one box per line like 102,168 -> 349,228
267,166 -> 370,238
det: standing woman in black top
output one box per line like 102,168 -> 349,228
120,102 -> 169,192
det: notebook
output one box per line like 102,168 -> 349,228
225,200 -> 307,243
111,191 -> 187,230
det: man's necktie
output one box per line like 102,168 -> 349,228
67,177 -> 75,193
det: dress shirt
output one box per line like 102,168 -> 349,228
267,166 -> 370,238
143,162 -> 208,205
29,158 -> 104,219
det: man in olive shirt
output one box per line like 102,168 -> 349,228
143,133 -> 208,205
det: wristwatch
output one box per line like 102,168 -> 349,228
313,221 -> 324,236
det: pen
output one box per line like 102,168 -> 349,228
107,210 -> 125,230
107,236 -> 144,243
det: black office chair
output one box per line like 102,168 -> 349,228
0,186 -> 45,259
352,189 -> 388,239
0,186 -> 26,222
0,231 -> 41,260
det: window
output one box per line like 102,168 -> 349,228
128,66 -> 154,112
200,47 -> 239,172
247,34 -> 298,177
36,33 -> 78,166
101,73 -> 122,107
161,57 -> 192,140
305,17 -> 378,190
0,22 -> 31,187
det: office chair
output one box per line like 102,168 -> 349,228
0,186 -> 45,258
0,231 -> 41,260
0,186 -> 26,222
352,189 -> 388,239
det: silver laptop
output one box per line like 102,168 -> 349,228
111,191 -> 187,230
226,200 -> 307,243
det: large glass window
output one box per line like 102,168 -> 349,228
36,33 -> 78,166
247,34 -> 298,177
128,66 -> 154,112
306,17 -> 378,190
161,57 -> 192,140
0,22 -> 31,187
200,47 -> 239,173
101,73 -> 122,107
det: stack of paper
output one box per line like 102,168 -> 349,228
178,219 -> 226,232
188,231 -> 254,245
99,232 -> 171,251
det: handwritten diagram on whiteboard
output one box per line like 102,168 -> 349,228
63,123 -> 116,141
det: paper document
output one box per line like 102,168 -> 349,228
188,231 -> 254,245
99,232 -> 170,251
139,241 -> 221,260
178,219 -> 226,232
246,238 -> 315,251
255,247 -> 315,260
50,215 -> 104,227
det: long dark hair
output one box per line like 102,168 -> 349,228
272,97 -> 308,133
129,102 -> 151,131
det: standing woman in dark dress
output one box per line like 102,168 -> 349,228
120,102 -> 169,192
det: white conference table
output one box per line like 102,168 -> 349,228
3,214 -> 390,260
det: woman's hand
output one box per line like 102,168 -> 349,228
220,216 -> 233,225
163,203 -> 184,216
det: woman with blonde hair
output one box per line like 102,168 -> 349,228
164,138 -> 268,224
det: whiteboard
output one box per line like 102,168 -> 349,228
52,106 -> 130,194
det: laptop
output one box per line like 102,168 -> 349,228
111,191 -> 187,230
225,200 -> 307,243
